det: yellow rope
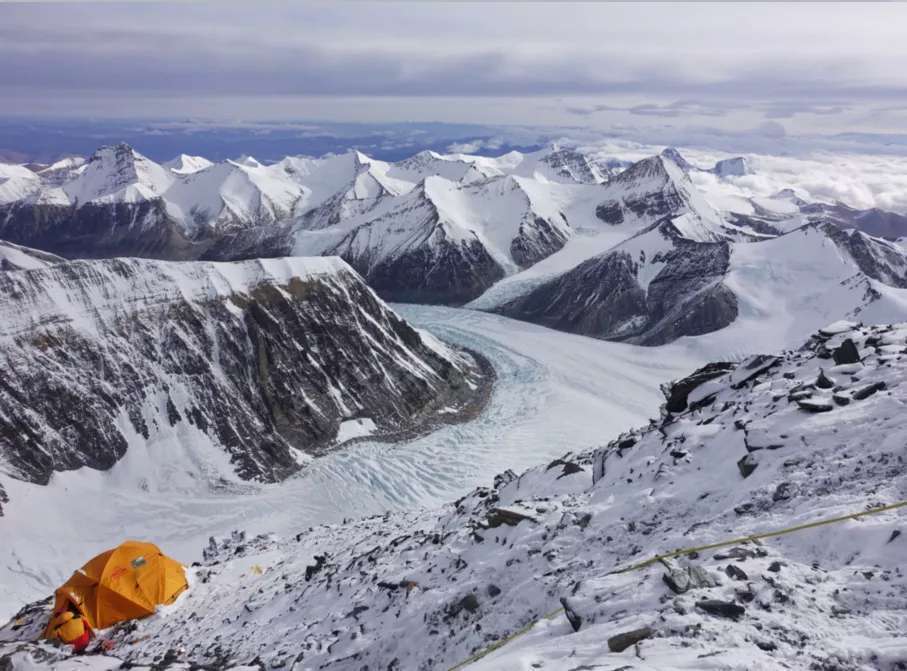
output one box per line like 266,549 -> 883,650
445,498 -> 907,671
607,499 -> 907,575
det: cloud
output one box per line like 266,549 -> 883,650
446,137 -> 507,154
2,2 -> 907,130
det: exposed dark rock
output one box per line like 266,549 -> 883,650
737,454 -> 759,479
714,546 -> 764,561
560,596 -> 584,632
662,362 -> 735,413
731,355 -> 781,389
725,565 -> 749,581
695,599 -> 745,620
546,459 -> 585,478
494,469 -> 518,489
348,234 -> 505,305
305,555 -> 327,582
607,626 -> 655,653
447,594 -> 480,618
821,222 -> 907,287
815,369 -> 835,389
773,483 -> 793,502
494,228 -> 737,346
833,339 -> 861,365
851,381 -> 886,400
0,198 -> 294,263
0,258 -> 490,487
485,507 -> 538,528
510,216 -> 570,269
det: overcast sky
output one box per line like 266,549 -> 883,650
3,2 -> 907,141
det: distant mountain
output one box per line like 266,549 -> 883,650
163,154 -> 214,175
299,174 -> 571,303
490,219 -> 907,346
3,142 -> 907,322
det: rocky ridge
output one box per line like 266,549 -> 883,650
0,255 -> 491,490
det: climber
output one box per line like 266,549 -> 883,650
48,601 -> 93,653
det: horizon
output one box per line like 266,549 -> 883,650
4,2 -> 907,149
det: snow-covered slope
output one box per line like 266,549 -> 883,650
4,320 -> 903,670
0,239 -> 64,271
5,142 -> 907,315
62,143 -> 173,205
0,255 -> 490,490
163,154 -> 214,175
295,174 -> 572,303
163,159 -> 304,233
490,220 -> 907,347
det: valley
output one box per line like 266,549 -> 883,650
0,305 -> 702,623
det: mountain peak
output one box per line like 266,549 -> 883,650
660,147 -> 694,172
164,154 -> 213,175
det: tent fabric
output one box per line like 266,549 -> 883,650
43,540 -> 187,636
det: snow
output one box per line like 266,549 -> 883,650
163,159 -> 303,232
61,145 -> 173,205
0,305 -> 702,623
0,256 -> 353,341
0,164 -> 42,204
163,154 -> 213,175
0,241 -> 61,271
4,321 -> 904,670
681,225 -> 907,357
4,141 -> 907,668
334,418 -> 377,443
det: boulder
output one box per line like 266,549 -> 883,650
796,398 -> 834,413
485,507 -> 539,528
832,339 -> 861,365
560,596 -> 584,632
696,599 -> 745,620
607,626 -> 655,653
815,369 -> 835,389
737,454 -> 759,479
832,393 -> 851,406
851,381 -> 886,400
725,565 -> 748,581
663,362 -> 735,413
730,355 -> 780,389
663,565 -> 720,594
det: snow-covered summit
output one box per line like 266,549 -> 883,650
62,143 -> 174,204
163,154 -> 214,175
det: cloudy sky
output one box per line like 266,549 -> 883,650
2,2 -> 907,141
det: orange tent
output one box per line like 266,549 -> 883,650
43,540 -> 188,636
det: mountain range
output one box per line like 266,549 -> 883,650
4,145 -> 907,340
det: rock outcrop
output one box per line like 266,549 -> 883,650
0,256 -> 491,487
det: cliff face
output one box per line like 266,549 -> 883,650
0,256 -> 490,486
